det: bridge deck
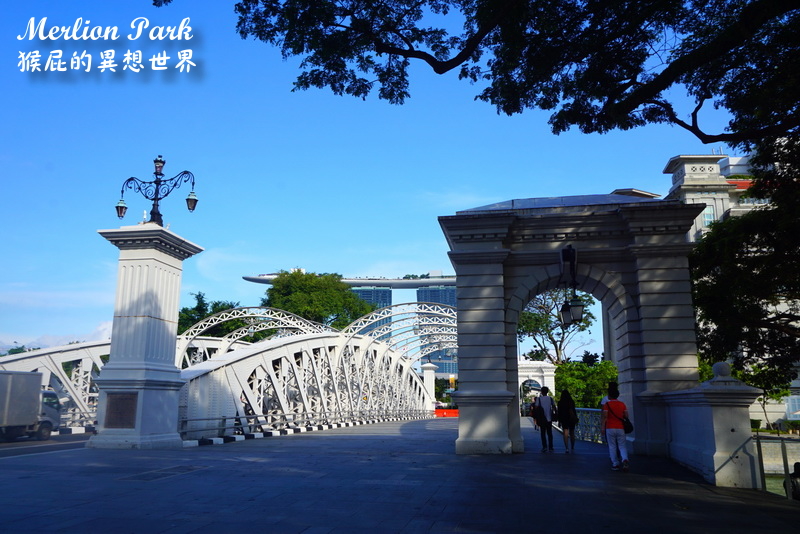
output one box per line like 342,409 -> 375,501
1,418 -> 796,533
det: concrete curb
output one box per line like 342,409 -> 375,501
54,426 -> 95,435
53,417 -> 433,446
185,415 -> 434,447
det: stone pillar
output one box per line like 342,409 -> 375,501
617,203 -> 704,457
88,224 -> 203,449
449,251 -> 516,454
659,362 -> 761,487
504,321 -> 524,452
421,362 -> 439,412
625,247 -> 700,456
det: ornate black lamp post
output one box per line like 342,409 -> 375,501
115,155 -> 198,226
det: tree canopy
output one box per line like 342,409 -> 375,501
0,345 -> 38,356
554,360 -> 618,408
155,0 -> 800,149
261,269 -> 375,329
691,157 -> 800,388
178,292 -> 244,335
517,289 -> 596,365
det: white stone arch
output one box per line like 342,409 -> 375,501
440,195 -> 705,458
499,258 -> 655,458
507,261 -> 638,368
517,360 -> 556,398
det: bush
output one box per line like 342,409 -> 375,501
750,419 -> 762,430
555,360 -> 618,408
784,420 -> 800,432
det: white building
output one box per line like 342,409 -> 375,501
663,153 -> 798,426
663,154 -> 764,241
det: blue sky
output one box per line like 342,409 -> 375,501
1,1 -> 735,354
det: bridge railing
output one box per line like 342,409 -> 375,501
574,408 -> 603,443
179,410 -> 434,440
60,410 -> 97,429
753,432 -> 800,498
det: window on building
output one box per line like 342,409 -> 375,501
702,205 -> 716,227
739,197 -> 770,205
787,396 -> 800,421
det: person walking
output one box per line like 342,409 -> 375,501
601,390 -> 630,471
529,396 -> 539,431
599,381 -> 618,408
557,389 -> 578,453
534,387 -> 556,452
599,381 -> 619,454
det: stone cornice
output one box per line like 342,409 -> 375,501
617,202 -> 704,236
441,201 -> 703,247
98,224 -> 204,261
627,243 -> 696,258
447,250 -> 510,265
439,214 -> 516,248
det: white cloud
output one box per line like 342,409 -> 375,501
0,320 -> 112,351
86,321 -> 113,342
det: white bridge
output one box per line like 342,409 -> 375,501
0,303 -> 456,439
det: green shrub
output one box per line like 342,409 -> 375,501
750,419 -> 762,430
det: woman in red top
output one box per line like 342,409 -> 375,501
600,390 -> 630,471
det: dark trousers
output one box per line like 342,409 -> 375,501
540,420 -> 554,450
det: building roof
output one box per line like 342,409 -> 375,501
459,193 -> 663,214
727,179 -> 753,190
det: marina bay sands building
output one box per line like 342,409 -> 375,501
243,271 -> 459,375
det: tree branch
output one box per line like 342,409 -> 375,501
608,0 -> 800,122
648,98 -> 800,144
754,319 -> 800,338
372,4 -> 506,74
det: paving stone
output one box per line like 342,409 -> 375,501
0,418 -> 797,533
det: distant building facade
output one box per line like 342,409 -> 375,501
417,285 -> 457,307
351,286 -> 393,308
662,154 -> 765,241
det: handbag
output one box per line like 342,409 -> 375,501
609,401 -> 633,434
570,409 -> 580,426
622,416 -> 634,434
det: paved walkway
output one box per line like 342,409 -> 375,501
1,418 -> 797,533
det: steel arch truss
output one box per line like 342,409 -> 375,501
341,303 -> 457,362
180,331 -> 432,439
0,341 -> 109,426
1,304 -> 454,432
176,307 -> 333,368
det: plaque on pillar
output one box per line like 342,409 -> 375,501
104,392 -> 138,429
